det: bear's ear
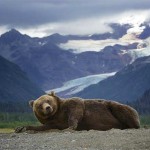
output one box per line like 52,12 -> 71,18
48,91 -> 56,97
29,100 -> 34,108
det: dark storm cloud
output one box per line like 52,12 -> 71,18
0,0 -> 150,28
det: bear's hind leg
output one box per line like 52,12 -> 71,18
108,101 -> 140,129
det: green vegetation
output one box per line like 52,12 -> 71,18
140,115 -> 150,127
0,128 -> 14,133
0,121 -> 40,129
0,113 -> 39,128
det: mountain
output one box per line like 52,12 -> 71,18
0,22 -> 150,91
0,27 -> 132,90
0,29 -> 29,44
139,23 -> 150,39
130,89 -> 150,115
0,55 -> 44,103
75,56 -> 150,103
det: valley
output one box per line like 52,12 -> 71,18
0,19 -> 150,114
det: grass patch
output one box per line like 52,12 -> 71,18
0,112 -> 37,122
0,128 -> 14,133
0,121 -> 40,129
140,115 -> 150,127
0,112 -> 40,129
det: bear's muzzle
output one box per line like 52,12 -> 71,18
43,103 -> 53,114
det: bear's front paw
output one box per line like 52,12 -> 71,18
15,126 -> 27,133
63,127 -> 75,133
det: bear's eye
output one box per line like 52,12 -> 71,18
38,104 -> 43,109
45,100 -> 51,104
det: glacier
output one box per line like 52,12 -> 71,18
46,72 -> 116,96
127,38 -> 150,62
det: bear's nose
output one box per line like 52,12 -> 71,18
46,106 -> 51,111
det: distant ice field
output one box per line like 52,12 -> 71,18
46,72 -> 116,96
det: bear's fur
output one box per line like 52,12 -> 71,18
15,92 -> 140,133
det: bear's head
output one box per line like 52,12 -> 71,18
29,91 -> 59,119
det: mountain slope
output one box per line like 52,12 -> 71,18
139,24 -> 150,39
0,55 -> 44,102
76,56 -> 150,103
130,88 -> 150,115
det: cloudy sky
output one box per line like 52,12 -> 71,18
0,0 -> 150,37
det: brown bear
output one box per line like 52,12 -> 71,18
15,91 -> 140,133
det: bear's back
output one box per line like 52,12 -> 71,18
77,99 -> 122,130
83,99 -> 113,118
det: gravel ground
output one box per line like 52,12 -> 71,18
0,128 -> 150,150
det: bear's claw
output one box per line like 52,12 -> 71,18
15,126 -> 27,133
63,128 -> 75,133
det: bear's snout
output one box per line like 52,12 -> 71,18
46,106 -> 51,111
45,106 -> 53,113
43,103 -> 53,114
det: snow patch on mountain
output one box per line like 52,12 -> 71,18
46,72 -> 116,95
38,41 -> 47,46
127,38 -> 150,62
